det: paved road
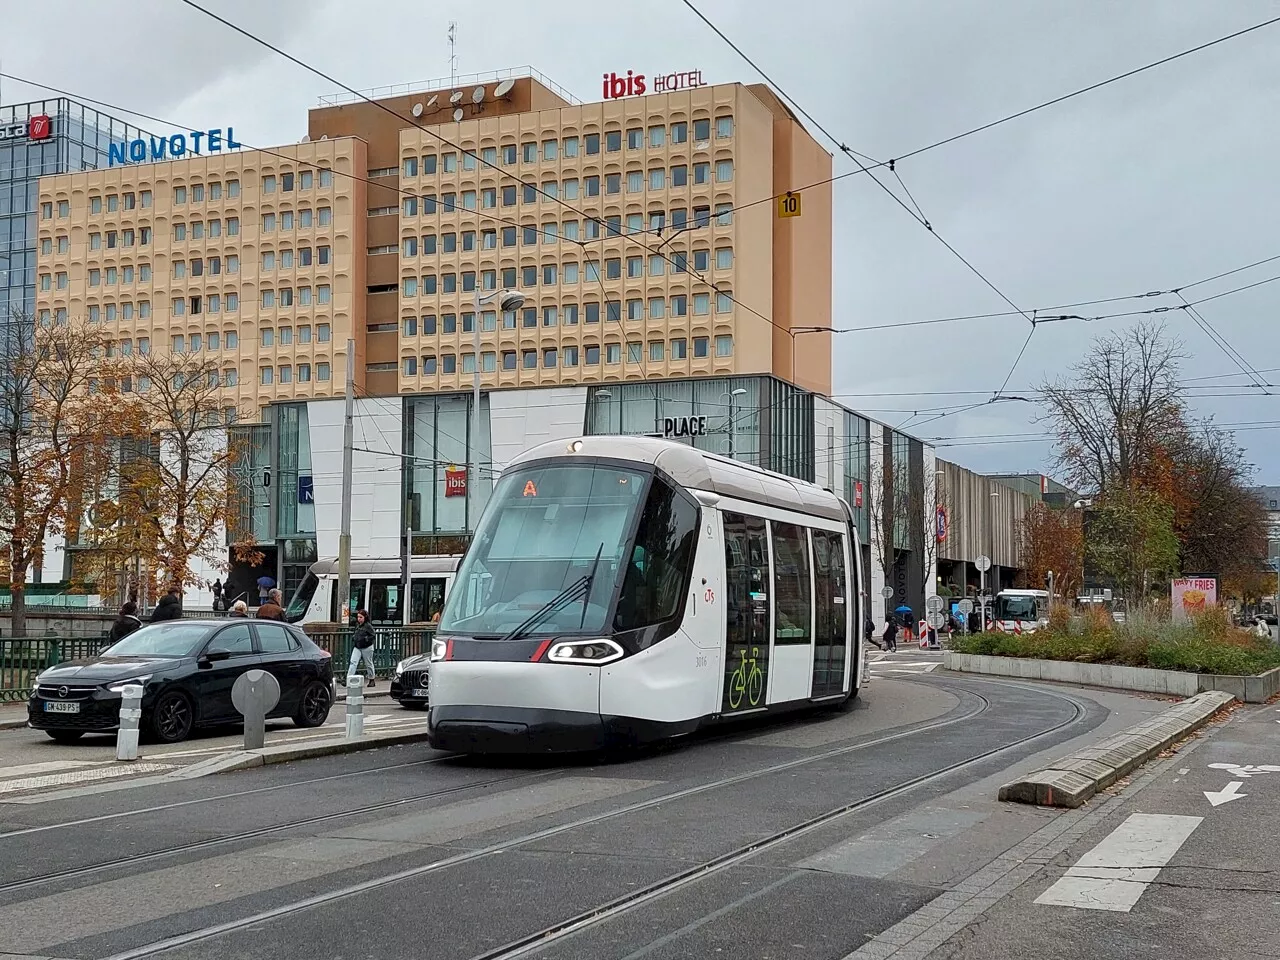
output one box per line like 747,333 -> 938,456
0,672 -> 1186,960
0,698 -> 424,798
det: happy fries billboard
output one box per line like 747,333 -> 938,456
1171,577 -> 1217,622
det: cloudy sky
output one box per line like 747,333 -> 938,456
5,0 -> 1280,482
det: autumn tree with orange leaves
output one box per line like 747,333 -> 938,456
1016,503 -> 1084,601
0,314 -> 125,636
1039,321 -> 1267,603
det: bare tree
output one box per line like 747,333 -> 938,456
867,448 -> 912,611
0,313 -> 117,635
1039,320 -> 1186,495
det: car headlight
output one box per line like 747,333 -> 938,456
544,638 -> 624,665
106,675 -> 153,694
394,659 -> 409,677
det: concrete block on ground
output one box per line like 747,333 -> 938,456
999,690 -> 1234,808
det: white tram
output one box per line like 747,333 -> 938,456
427,436 -> 865,754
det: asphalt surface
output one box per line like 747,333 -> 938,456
0,663 -> 1189,960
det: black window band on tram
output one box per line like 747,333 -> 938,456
436,457 -> 699,653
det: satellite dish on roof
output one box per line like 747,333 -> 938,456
299,135 -> 310,143
319,135 -> 328,141
452,107 -> 464,122
450,90 -> 464,104
426,94 -> 439,107
494,79 -> 515,98
471,86 -> 485,104
411,102 -> 424,117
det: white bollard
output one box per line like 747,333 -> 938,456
345,675 -> 365,739
116,684 -> 143,761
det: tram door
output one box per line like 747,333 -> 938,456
810,530 -> 848,697
721,512 -> 770,713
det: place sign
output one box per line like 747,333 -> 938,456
663,415 -> 708,439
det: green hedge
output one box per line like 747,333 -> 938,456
951,608 -> 1280,676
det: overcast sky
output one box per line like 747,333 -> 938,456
5,0 -> 1279,484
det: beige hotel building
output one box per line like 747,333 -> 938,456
36,70 -> 833,415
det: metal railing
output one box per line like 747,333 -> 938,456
317,66 -> 582,106
0,637 -> 111,702
305,627 -> 437,679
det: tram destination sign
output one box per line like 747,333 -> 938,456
663,415 -> 708,439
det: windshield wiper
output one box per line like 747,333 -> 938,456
500,544 -> 606,644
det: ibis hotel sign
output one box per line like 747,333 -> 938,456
602,69 -> 707,99
109,127 -> 243,167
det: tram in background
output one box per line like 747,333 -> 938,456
284,556 -> 462,625
427,436 -> 865,754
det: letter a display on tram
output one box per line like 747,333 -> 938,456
523,480 -> 538,497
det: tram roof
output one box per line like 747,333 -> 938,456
509,436 -> 848,522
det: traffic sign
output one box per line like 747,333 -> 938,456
880,586 -> 895,600
957,599 -> 974,615
777,192 -> 801,218
975,555 -> 991,572
925,595 -> 944,614
927,611 -> 946,630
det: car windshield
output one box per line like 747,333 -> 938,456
102,622 -> 212,658
995,596 -> 1038,621
438,462 -> 649,637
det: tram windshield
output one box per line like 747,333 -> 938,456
438,461 -> 698,638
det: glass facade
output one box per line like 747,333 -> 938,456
229,424 -> 271,543
844,411 -> 871,546
585,375 -> 814,481
0,99 -> 149,345
273,403 -> 318,600
404,392 -> 492,546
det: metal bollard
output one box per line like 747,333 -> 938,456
345,675 -> 365,739
116,684 -> 143,761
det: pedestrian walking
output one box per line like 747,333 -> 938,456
346,609 -> 377,688
256,588 -> 287,622
882,617 -> 898,653
211,578 -> 226,613
149,586 -> 183,623
865,616 -> 883,650
108,601 -> 142,642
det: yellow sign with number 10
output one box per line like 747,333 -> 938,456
777,192 -> 801,218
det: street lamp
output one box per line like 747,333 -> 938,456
723,387 -> 747,458
469,288 -> 524,533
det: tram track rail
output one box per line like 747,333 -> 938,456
0,768 -> 556,896
94,682 -> 1088,960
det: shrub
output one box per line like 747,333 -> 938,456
949,606 -> 1280,675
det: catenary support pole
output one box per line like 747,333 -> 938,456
336,338 -> 355,623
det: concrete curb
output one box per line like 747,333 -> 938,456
173,726 -> 433,777
998,689 -> 1235,808
0,714 -> 28,731
945,651 -> 1280,702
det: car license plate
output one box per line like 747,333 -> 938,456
412,688 -> 429,698
44,701 -> 80,713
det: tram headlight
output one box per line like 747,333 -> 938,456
430,638 -> 449,662
544,638 -> 625,665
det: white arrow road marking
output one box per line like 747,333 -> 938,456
1207,763 -> 1280,779
1036,814 -> 1203,912
1204,781 -> 1247,806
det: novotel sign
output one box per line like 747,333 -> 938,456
109,127 -> 243,167
602,69 -> 706,100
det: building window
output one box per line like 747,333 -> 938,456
716,202 -> 733,226
260,367 -> 273,385
716,115 -> 734,138
671,295 -> 687,317
628,128 -> 643,150
519,350 -> 535,369
585,133 -> 600,155
543,348 -> 557,368
542,139 -> 558,161
482,188 -> 496,209
694,336 -> 709,358
649,297 -> 666,319
694,293 -> 710,315
717,291 -> 733,313
605,130 -> 622,152
649,168 -> 665,190
715,160 -> 734,183
403,157 -> 418,177
627,342 -> 642,363
606,173 -> 621,195
404,357 -> 418,376
585,176 -> 600,197
606,343 -> 622,364
671,338 -> 687,359
628,299 -> 643,321
649,341 -> 665,362
563,136 -> 579,157
716,335 -> 734,357
317,363 -> 331,381
586,345 -> 601,365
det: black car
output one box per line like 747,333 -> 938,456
389,654 -> 430,709
29,619 -> 335,744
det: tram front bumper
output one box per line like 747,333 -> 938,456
427,659 -> 604,754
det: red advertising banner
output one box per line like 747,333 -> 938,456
444,466 -> 467,498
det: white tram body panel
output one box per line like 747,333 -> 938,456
428,436 -> 864,754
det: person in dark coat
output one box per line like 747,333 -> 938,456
108,602 -> 143,642
345,609 -> 377,688
150,587 -> 183,623
882,617 -> 899,653
256,589 -> 286,622
229,600 -> 249,618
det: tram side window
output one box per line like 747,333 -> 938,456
369,579 -> 402,623
613,478 -> 699,634
285,571 -> 319,619
336,579 -> 368,622
771,522 -> 812,644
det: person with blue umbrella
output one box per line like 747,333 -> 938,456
256,575 -> 276,607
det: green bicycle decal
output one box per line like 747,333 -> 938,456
728,646 -> 765,710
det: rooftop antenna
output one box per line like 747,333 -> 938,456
447,22 -> 458,89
